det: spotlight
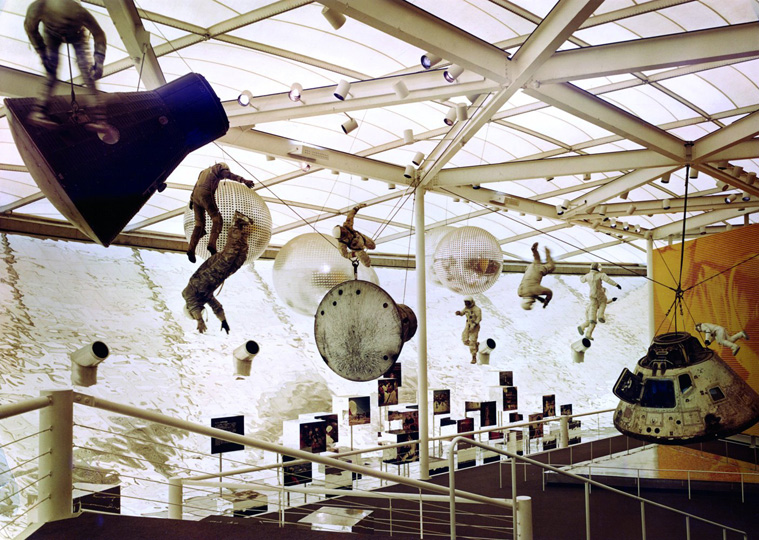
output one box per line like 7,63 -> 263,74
747,172 -> 757,185
361,177 -> 368,181
453,198 -> 460,202
300,162 -> 311,172
334,79 -> 350,100
421,53 -> 442,69
561,199 -> 570,211
622,222 -> 630,231
403,165 -> 415,179
393,80 -> 409,99
689,167 -> 699,179
237,90 -> 253,107
610,217 -> 617,228
555,204 -> 564,216
717,160 -> 729,170
635,224 -> 641,233
265,155 -> 275,161
403,129 -> 414,145
732,165 -> 744,177
456,103 -> 468,121
699,226 -> 706,235
443,64 -> 464,83
717,181 -> 728,191
725,194 -> 738,203
70,341 -> 109,387
662,198 -> 671,210
626,204 -> 636,215
233,340 -> 259,378
598,204 -> 607,216
412,151 -> 424,166
536,216 -> 542,221
321,6 -> 346,30
583,173 -> 591,181
742,192 -> 751,202
472,183 -> 480,190
444,107 -> 456,126
545,176 -> 554,181
388,183 -> 396,190
477,338 -> 496,365
661,173 -> 671,184
288,82 -> 303,102
331,169 -> 339,175
341,117 -> 358,134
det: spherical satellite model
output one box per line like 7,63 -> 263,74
183,180 -> 272,264
432,226 -> 503,295
315,280 -> 417,382
273,233 -> 379,316
425,226 -> 454,287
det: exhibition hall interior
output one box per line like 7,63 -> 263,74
0,0 -> 758,538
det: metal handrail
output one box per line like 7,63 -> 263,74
0,396 -> 52,420
446,436 -> 748,540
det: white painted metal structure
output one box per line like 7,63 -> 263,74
0,0 -> 757,266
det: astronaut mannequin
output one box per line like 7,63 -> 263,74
577,262 -> 621,340
332,203 -> 377,267
182,211 -> 255,334
187,163 -> 255,263
517,242 -> 556,310
24,0 -> 118,144
695,322 -> 749,355
455,296 -> 482,364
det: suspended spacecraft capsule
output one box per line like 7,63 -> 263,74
612,332 -> 759,444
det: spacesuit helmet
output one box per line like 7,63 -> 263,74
463,295 -> 474,306
591,262 -> 601,271
217,162 -> 230,171
521,297 -> 536,310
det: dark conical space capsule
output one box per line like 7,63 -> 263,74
613,331 -> 759,444
4,73 -> 229,246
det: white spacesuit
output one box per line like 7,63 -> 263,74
578,262 -> 620,340
456,296 -> 482,364
333,203 -> 376,267
695,322 -> 749,355
518,242 -> 555,310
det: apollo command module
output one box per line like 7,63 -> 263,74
613,331 -> 759,444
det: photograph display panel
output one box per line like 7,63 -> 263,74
528,413 -> 544,439
315,413 -> 339,445
560,404 -> 573,416
502,387 -> 518,411
348,396 -> 371,426
480,400 -> 496,427
432,389 -> 451,415
542,394 -> 556,417
299,421 -> 326,454
499,371 -> 513,386
378,378 -> 399,407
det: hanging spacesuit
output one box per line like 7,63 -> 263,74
455,296 -> 482,364
517,242 -> 555,310
187,163 -> 255,263
24,0 -> 118,143
695,322 -> 749,355
182,212 -> 254,334
577,262 -> 621,339
333,203 -> 376,267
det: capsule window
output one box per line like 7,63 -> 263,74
708,386 -> 726,402
640,379 -> 676,409
678,374 -> 693,394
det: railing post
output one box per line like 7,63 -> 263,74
38,390 -> 74,524
640,501 -> 646,540
584,483 -> 591,540
516,496 -> 532,540
448,441 -> 457,540
168,477 -> 182,519
559,415 -> 569,449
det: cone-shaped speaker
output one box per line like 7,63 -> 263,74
3,73 -> 229,246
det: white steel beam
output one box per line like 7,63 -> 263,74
525,83 -> 687,161
565,167 -> 676,217
498,223 -> 572,245
320,0 -> 510,83
103,0 -> 166,90
375,208 -> 496,245
652,207 -> 755,239
435,150 -> 677,186
577,195 -> 759,219
0,193 -> 46,214
707,139 -> 759,163
555,239 -> 629,261
692,111 -> 759,162
534,22 -> 759,84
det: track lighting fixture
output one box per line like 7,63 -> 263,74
334,79 -> 350,100
661,173 -> 671,184
321,6 -> 346,30
610,217 -> 617,228
662,199 -> 671,210
597,204 -> 606,216
747,172 -> 756,185
288,83 -> 302,102
536,216 -> 543,222
622,222 -> 630,231
443,64 -> 463,83
556,204 -> 564,216
412,151 -> 424,166
403,165 -> 415,179
456,103 -> 468,121
582,173 -> 591,181
393,80 -> 409,100
689,168 -> 699,179
341,117 -> 358,134
724,194 -> 738,204
716,161 -> 729,170
561,199 -> 570,211
237,90 -> 252,107
421,53 -> 442,69
300,162 -> 311,172
466,93 -> 480,104
742,192 -> 751,202
388,183 -> 397,190
403,129 -> 414,145
717,181 -> 728,191
699,226 -> 706,235
361,177 -> 368,181
265,155 -> 275,161
732,165 -> 744,177
444,107 -> 457,126
472,184 -> 480,190
545,176 -> 554,182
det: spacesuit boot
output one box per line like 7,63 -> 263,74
28,107 -> 60,128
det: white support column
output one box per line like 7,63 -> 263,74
415,187 -> 430,479
559,415 -> 570,449
516,496 -> 533,540
38,390 -> 74,523
168,477 -> 183,520
646,235 -> 655,342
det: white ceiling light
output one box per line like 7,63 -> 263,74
412,152 -> 424,166
300,162 -> 311,172
288,83 -> 303,102
597,204 -> 606,216
403,129 -> 414,145
662,199 -> 671,210
456,103 -> 468,121
341,117 -> 358,134
237,90 -> 252,107
661,173 -> 671,184
321,6 -> 346,30
443,64 -> 463,83
747,172 -> 757,185
555,204 -> 564,216
732,165 -> 744,177
582,173 -> 591,181
393,80 -> 409,100
689,168 -> 699,179
724,193 -> 738,204
334,79 -> 350,100
444,107 -> 457,126
742,192 -> 751,202
421,52 -> 442,69
403,165 -> 415,179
